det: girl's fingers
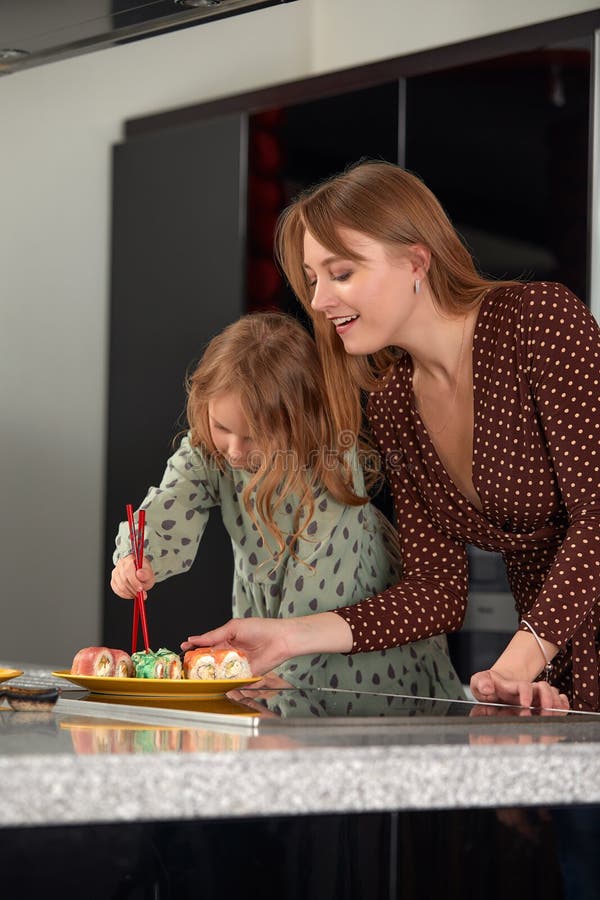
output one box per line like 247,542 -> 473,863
110,554 -> 155,599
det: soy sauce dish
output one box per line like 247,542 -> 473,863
0,686 -> 60,711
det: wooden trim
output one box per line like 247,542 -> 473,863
125,10 -> 600,138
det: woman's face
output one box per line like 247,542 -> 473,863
303,227 -> 420,355
208,392 -> 260,470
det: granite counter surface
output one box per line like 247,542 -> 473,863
2,663 -> 599,829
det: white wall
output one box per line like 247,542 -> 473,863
0,0 -> 597,666
310,0 -> 600,72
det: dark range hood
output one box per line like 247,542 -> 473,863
0,0 -> 298,76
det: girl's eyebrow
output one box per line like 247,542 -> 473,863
210,415 -> 252,440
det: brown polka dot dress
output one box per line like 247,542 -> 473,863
334,282 -> 600,712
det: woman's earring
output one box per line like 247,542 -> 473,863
414,278 -> 421,295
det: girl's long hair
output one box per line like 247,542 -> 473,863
275,160 -> 519,441
186,312 -> 367,563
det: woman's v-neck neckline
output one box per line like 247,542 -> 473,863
407,290 -> 496,518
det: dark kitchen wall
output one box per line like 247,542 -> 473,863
405,46 -> 591,302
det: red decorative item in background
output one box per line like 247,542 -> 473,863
247,258 -> 283,307
249,129 -> 284,177
249,208 -> 280,256
248,174 -> 284,212
246,108 -> 286,312
252,108 -> 285,129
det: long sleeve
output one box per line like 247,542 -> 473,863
113,434 -> 221,582
333,389 -> 469,653
517,284 -> 600,648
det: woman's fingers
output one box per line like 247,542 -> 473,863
183,624 -> 235,648
470,668 -> 570,711
531,681 -> 570,710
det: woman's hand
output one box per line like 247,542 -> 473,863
245,672 -> 293,690
226,671 -> 292,705
110,554 -> 156,600
181,611 -> 352,677
470,668 -> 570,711
181,617 -> 298,676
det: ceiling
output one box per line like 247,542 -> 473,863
0,0 -> 297,76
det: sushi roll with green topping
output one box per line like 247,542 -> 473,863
131,648 -> 183,679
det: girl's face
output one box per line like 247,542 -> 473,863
303,227 -> 422,355
208,393 -> 260,470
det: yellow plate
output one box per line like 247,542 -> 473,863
0,669 -> 24,683
52,670 -> 261,699
68,693 -> 257,715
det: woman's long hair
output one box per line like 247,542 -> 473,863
275,160 -> 519,441
186,312 -> 367,563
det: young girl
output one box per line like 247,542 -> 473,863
112,312 -> 462,697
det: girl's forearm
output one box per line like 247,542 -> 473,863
287,612 -> 354,657
491,629 -> 559,682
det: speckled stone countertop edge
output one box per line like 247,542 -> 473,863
1,742 -> 598,829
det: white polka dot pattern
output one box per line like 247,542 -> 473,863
334,282 -> 600,711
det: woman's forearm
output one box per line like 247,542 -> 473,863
491,630 -> 559,682
287,612 -> 354,657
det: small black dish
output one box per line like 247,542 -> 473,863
2,685 -> 61,711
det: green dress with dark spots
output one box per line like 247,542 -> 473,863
114,434 -> 463,699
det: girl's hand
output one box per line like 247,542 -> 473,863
110,554 -> 156,600
181,617 -> 298,676
470,668 -> 570,711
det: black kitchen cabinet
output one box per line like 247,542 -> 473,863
4,806 -> 599,898
103,113 -> 247,649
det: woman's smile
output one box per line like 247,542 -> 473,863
331,313 -> 360,334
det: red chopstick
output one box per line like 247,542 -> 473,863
126,504 -> 150,653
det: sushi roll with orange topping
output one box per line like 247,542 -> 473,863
183,647 -> 251,680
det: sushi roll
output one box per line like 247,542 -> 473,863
215,649 -> 252,680
183,648 -> 217,680
113,649 -> 134,678
131,648 -> 183,679
183,647 -> 251,680
71,647 -> 115,677
71,647 -> 134,678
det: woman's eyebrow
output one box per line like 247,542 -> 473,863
303,255 -> 345,270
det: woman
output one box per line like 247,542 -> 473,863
184,160 -> 600,712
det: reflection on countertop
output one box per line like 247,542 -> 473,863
2,685 -> 597,759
